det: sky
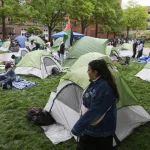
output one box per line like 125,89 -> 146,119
122,0 -> 150,7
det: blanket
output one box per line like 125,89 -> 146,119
12,79 -> 36,89
0,73 -> 36,89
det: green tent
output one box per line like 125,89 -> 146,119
61,52 -> 138,108
64,36 -> 108,67
2,41 -> 10,48
136,61 -> 150,81
45,52 -> 150,145
51,37 -> 63,52
15,50 -> 61,79
29,36 -> 45,46
121,43 -> 133,51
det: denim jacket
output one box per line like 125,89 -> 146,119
71,78 -> 117,137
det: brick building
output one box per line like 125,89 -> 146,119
0,1 -> 149,40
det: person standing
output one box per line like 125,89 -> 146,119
59,41 -> 65,65
137,41 -> 143,58
71,59 -> 119,150
25,39 -> 30,50
132,39 -> 138,58
29,40 -> 36,51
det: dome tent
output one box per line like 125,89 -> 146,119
64,36 -> 108,67
15,50 -> 62,79
43,52 -> 150,145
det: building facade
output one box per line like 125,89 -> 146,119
0,1 -> 149,40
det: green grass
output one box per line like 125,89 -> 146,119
0,62 -> 150,150
144,42 -> 150,48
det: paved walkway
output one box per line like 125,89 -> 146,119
143,48 -> 150,55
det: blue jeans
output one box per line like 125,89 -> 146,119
0,75 -> 6,81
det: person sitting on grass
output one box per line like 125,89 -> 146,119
11,54 -> 22,65
0,62 -> 16,88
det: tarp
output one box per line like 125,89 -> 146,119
14,36 -> 27,48
52,31 -> 85,38
64,36 -> 108,67
136,61 -> 150,81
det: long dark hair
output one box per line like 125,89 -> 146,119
89,59 -> 119,102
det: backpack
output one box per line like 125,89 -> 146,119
1,79 -> 12,89
27,107 -> 55,126
51,67 -> 59,75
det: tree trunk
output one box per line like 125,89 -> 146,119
126,27 -> 129,41
48,25 -> 52,42
48,25 -> 54,47
81,25 -> 85,34
107,32 -> 109,38
1,0 -> 6,41
81,20 -> 85,34
114,32 -> 116,39
95,23 -> 98,38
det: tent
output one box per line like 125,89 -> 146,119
14,36 -> 27,48
51,37 -> 63,52
29,36 -> 45,46
121,43 -> 133,51
135,61 -> 150,82
0,52 -> 20,62
119,43 -> 133,57
0,41 -> 11,52
43,52 -> 150,145
64,36 -> 108,67
52,31 -> 85,38
15,50 -> 62,79
18,48 -> 29,57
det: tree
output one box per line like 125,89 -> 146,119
123,0 -> 148,39
29,0 -> 72,41
70,0 -> 96,34
26,26 -> 42,35
0,0 -> 31,40
94,0 -> 123,38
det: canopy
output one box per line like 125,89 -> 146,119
52,31 -> 85,38
29,36 -> 45,46
14,36 -> 27,48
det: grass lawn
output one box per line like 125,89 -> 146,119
0,62 -> 150,150
144,42 -> 150,48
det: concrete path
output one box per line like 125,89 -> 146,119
143,48 -> 150,55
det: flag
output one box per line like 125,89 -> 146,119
63,16 -> 71,48
70,28 -> 73,46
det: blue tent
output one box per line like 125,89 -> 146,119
52,31 -> 85,38
14,36 -> 27,48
